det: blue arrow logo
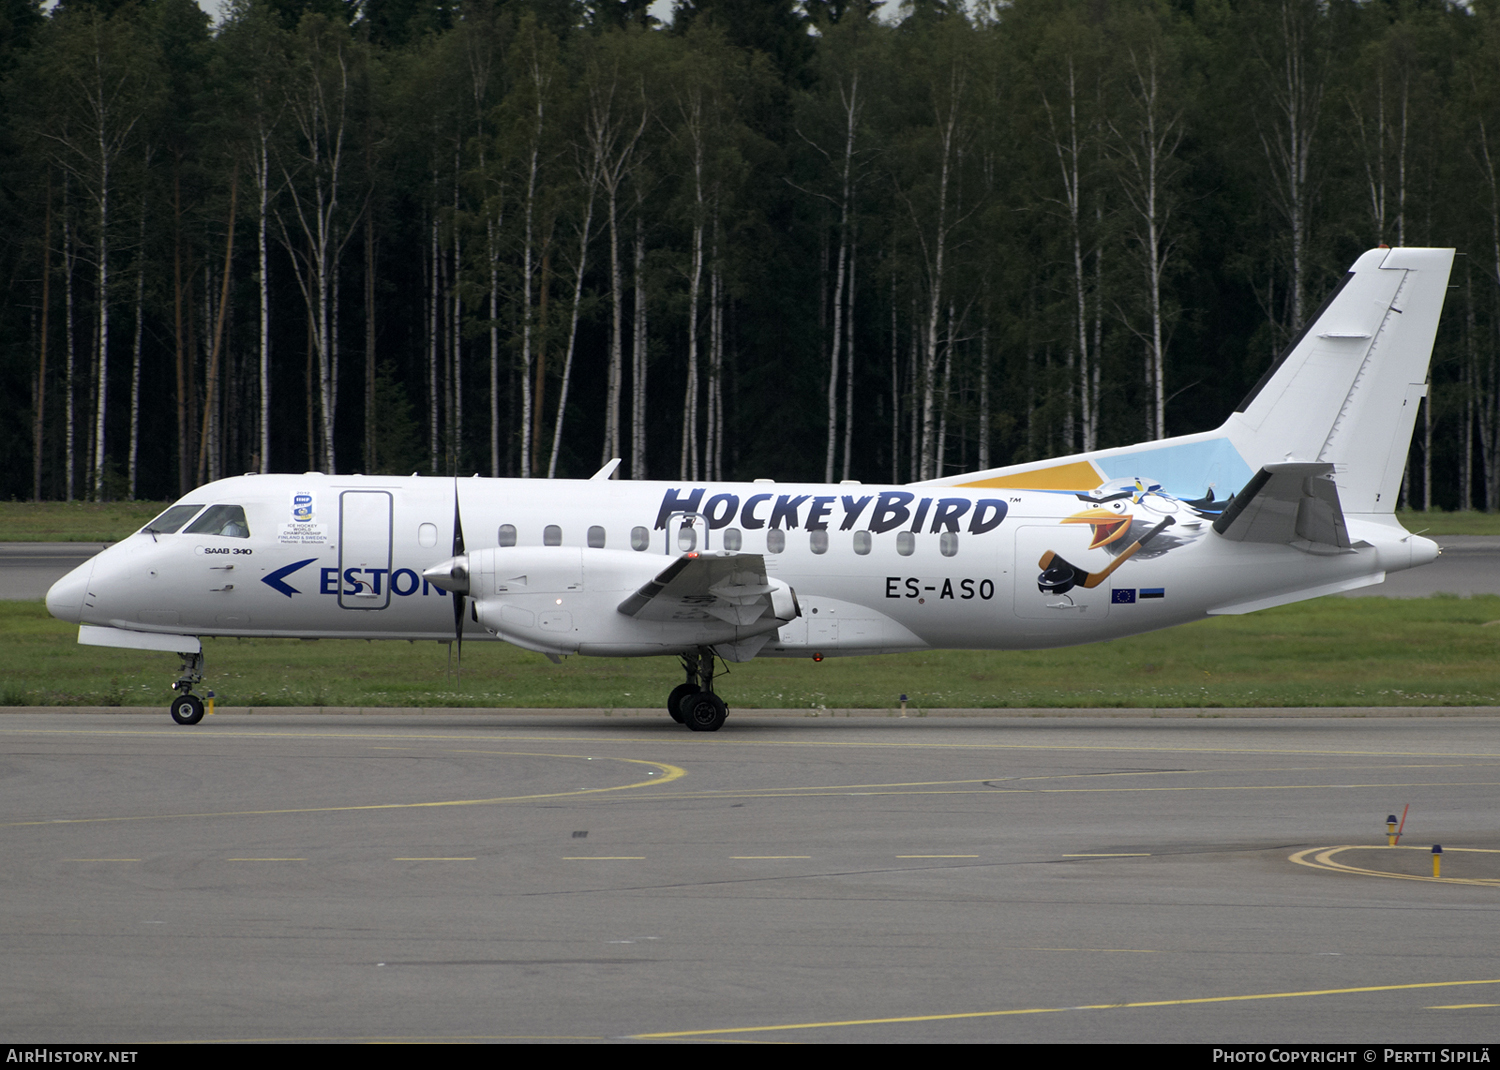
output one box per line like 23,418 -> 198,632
262,558 -> 317,598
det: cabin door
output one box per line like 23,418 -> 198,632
338,490 -> 394,609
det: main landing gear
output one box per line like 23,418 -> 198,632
169,650 -> 206,725
668,649 -> 728,732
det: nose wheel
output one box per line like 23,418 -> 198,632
169,650 -> 206,726
669,650 -> 728,732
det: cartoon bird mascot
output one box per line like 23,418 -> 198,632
1036,477 -> 1226,595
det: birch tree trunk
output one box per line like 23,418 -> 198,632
34,175 -> 52,502
91,137 -> 109,499
1043,58 -> 1094,454
451,165 -> 463,472
1253,0 -> 1327,331
903,43 -> 969,481
631,209 -> 648,479
586,58 -> 647,467
128,196 -> 145,499
1109,43 -> 1184,442
822,69 -> 860,482
428,208 -> 439,472
512,22 -> 557,478
547,170 -> 598,478
196,170 -> 238,485
676,78 -> 708,482
257,133 -> 272,473
841,233 -> 856,482
275,17 -> 360,475
65,188 -> 76,502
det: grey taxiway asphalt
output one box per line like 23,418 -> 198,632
3,711 -> 1499,1043
8,537 -> 1500,600
0,543 -> 110,601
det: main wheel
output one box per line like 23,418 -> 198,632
666,682 -> 697,724
170,693 -> 205,726
680,691 -> 727,732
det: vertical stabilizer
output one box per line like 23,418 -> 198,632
1223,247 -> 1453,513
922,247 -> 1453,513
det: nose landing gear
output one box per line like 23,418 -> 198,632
169,650 -> 206,725
669,649 -> 728,732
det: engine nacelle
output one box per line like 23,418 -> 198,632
431,547 -> 798,658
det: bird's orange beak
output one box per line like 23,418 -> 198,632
1062,507 -> 1132,549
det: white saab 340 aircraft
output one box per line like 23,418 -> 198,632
48,247 -> 1453,731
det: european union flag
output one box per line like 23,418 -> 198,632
1112,589 -> 1136,604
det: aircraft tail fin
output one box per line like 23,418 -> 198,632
924,247 -> 1454,515
1225,246 -> 1453,514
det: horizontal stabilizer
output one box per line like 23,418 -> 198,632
1212,462 -> 1352,552
1208,571 -> 1385,615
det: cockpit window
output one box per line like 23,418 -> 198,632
184,504 -> 251,538
142,504 -> 204,534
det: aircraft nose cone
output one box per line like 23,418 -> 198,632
422,555 -> 470,595
46,559 -> 93,624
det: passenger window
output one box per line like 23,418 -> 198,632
587,525 -> 606,549
940,532 -> 959,557
418,523 -> 438,548
498,524 -> 517,547
896,531 -> 915,556
809,530 -> 828,554
143,504 -> 203,534
677,526 -> 697,552
723,527 -> 743,552
766,529 -> 786,554
184,504 -> 250,538
543,525 -> 562,547
853,530 -> 872,555
630,526 -> 649,551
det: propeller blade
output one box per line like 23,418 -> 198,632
452,485 -> 466,689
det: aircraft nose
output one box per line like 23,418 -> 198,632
46,559 -> 94,624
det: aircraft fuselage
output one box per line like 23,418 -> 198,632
47,472 -> 1432,656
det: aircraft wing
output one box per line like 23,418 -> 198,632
1211,462 -> 1354,552
617,552 -> 797,626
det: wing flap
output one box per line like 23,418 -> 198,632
617,552 -> 792,625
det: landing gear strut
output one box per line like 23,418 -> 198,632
169,650 -> 206,725
669,649 -> 727,732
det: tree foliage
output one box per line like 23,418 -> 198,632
0,0 -> 1494,511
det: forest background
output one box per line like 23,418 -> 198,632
4,0 -> 1499,509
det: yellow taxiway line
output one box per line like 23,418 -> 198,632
8,724 -> 1500,761
2,751 -> 685,828
1290,845 -> 1500,887
633,977 -> 1500,1039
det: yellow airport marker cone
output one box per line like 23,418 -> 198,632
206,690 -> 215,717
1386,815 -> 1398,847
1433,844 -> 1443,878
